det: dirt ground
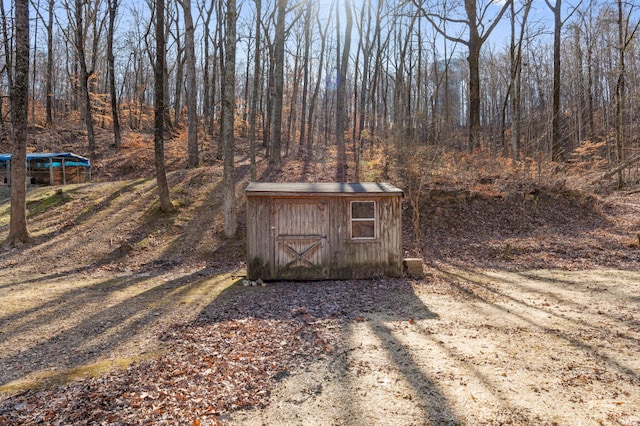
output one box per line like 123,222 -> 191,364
1,259 -> 639,425
1,146 -> 640,424
230,268 -> 640,425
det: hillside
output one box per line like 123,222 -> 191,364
1,129 -> 640,424
2,152 -> 639,277
3,127 -> 640,273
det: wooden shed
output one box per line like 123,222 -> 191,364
246,182 -> 403,281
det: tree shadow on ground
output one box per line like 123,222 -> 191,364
0,266 -> 236,389
159,163 -> 251,264
434,264 -> 640,384
196,278 -> 462,424
198,278 -> 436,322
1,180 -> 151,255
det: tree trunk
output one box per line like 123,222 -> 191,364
249,0 -> 262,179
574,25 -> 585,145
614,0 -> 625,188
335,0 -> 352,182
352,3 -> 364,181
180,0 -> 199,168
0,0 -> 13,131
107,0 -> 121,148
547,0 -> 563,161
263,44 -> 274,155
585,9 -> 595,140
202,1 -> 214,145
357,0 -> 379,162
215,0 -> 225,160
506,0 -> 531,161
154,0 -> 173,213
297,0 -> 312,159
4,0 -> 30,248
0,0 -> 13,103
45,0 -> 53,126
172,13 -> 184,127
269,0 -> 288,168
591,151 -> 640,185
75,0 -> 96,154
222,0 -> 237,237
31,0 -> 39,125
465,0 -> 481,151
285,39 -> 301,157
306,14 -> 328,159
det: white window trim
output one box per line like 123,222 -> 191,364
350,200 -> 377,240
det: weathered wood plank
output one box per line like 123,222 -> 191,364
246,183 -> 403,280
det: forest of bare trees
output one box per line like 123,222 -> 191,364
3,3 -> 640,420
1,0 -> 639,181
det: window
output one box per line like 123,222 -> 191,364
351,201 -> 376,239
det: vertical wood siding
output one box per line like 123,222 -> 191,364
246,195 -> 272,279
246,193 -> 402,280
274,199 -> 328,279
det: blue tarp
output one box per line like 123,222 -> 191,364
0,152 -> 91,168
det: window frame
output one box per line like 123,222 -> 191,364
350,200 -> 377,240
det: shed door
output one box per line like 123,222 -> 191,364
274,200 -> 328,279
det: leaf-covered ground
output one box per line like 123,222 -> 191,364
1,316 -> 333,425
3,271 -> 639,425
1,136 -> 640,424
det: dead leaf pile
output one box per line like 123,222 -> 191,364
0,317 -> 333,425
0,279 -> 426,425
411,189 -> 640,271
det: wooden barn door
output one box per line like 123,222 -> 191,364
274,199 -> 328,280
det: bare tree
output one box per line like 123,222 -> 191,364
107,0 -> 121,147
305,13 -> 330,159
45,0 -> 54,125
199,0 -> 215,145
269,0 -> 288,168
178,0 -> 199,168
222,0 -> 237,237
501,0 -> 533,161
614,0 -> 640,187
576,3 -> 596,140
169,4 -> 185,127
215,0 -> 225,160
296,0 -> 313,159
249,0 -> 262,179
545,0 -> 582,160
0,0 -> 14,131
285,28 -> 302,157
353,0 -> 382,170
262,17 -> 275,158
154,0 -> 174,213
31,0 -> 40,124
72,0 -> 98,154
368,7 -> 390,146
414,0 -> 513,150
335,0 -> 353,182
546,0 -> 563,160
4,0 -> 30,248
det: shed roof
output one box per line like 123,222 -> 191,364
0,152 -> 91,167
246,182 -> 403,196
